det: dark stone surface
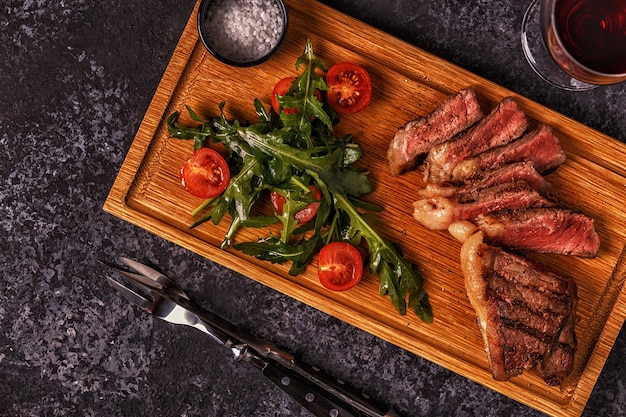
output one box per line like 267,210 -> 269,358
1,1 -> 624,416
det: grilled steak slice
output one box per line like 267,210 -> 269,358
474,208 -> 600,257
452,125 -> 566,182
424,97 -> 528,184
460,231 -> 577,386
417,161 -> 551,198
413,181 -> 555,230
387,88 -> 484,175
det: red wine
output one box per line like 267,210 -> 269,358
554,0 -> 626,75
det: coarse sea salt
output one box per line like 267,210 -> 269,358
204,0 -> 285,63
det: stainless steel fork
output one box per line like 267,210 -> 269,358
101,257 -> 293,359
104,274 -> 232,346
101,257 -> 399,417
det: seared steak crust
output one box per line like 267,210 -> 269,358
387,88 -> 483,175
418,161 -> 551,198
488,247 -> 577,385
413,181 -> 555,231
461,232 -> 577,386
452,125 -> 566,182
453,181 -> 555,213
425,97 -> 528,184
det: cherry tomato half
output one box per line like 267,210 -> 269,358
272,77 -> 298,115
325,62 -> 372,115
271,77 -> 324,115
317,242 -> 363,291
180,147 -> 230,199
270,185 -> 321,225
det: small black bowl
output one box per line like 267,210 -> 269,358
197,0 -> 288,67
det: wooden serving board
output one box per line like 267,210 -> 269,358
103,1 -> 626,415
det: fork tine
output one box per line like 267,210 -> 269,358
118,257 -> 190,300
98,259 -> 164,291
105,276 -> 152,309
120,257 -> 165,282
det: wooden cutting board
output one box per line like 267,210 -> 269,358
103,0 -> 626,415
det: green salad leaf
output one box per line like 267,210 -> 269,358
167,39 -> 432,323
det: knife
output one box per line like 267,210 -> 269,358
102,257 -> 399,417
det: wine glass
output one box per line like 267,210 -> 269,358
521,0 -> 626,91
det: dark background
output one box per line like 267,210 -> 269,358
1,1 -> 624,416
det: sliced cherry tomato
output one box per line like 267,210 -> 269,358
317,242 -> 363,291
270,185 -> 321,225
325,62 -> 372,115
272,77 -> 298,115
180,147 -> 230,199
271,77 -> 324,115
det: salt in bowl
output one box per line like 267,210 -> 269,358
197,0 -> 288,67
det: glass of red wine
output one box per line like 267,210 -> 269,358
521,0 -> 626,91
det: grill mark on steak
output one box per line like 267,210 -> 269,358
452,125 -> 567,182
495,296 -> 568,338
493,319 -> 576,384
417,161 -> 551,198
491,250 -> 574,309
387,88 -> 484,175
474,208 -> 600,257
488,273 -> 571,318
413,181 -> 555,230
461,232 -> 577,385
424,97 -> 528,184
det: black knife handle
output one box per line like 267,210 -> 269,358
261,360 -> 364,417
292,359 -> 397,417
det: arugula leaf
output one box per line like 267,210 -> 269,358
166,39 -> 433,323
330,191 -> 432,323
278,39 -> 332,148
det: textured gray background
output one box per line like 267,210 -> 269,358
1,1 -> 624,416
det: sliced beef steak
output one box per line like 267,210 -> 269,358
417,161 -> 551,198
460,231 -> 577,385
387,88 -> 484,175
401,88 -> 594,387
424,97 -> 528,184
413,181 -> 555,230
452,125 -> 567,182
474,208 -> 600,257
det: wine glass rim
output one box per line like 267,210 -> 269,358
545,0 -> 626,79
